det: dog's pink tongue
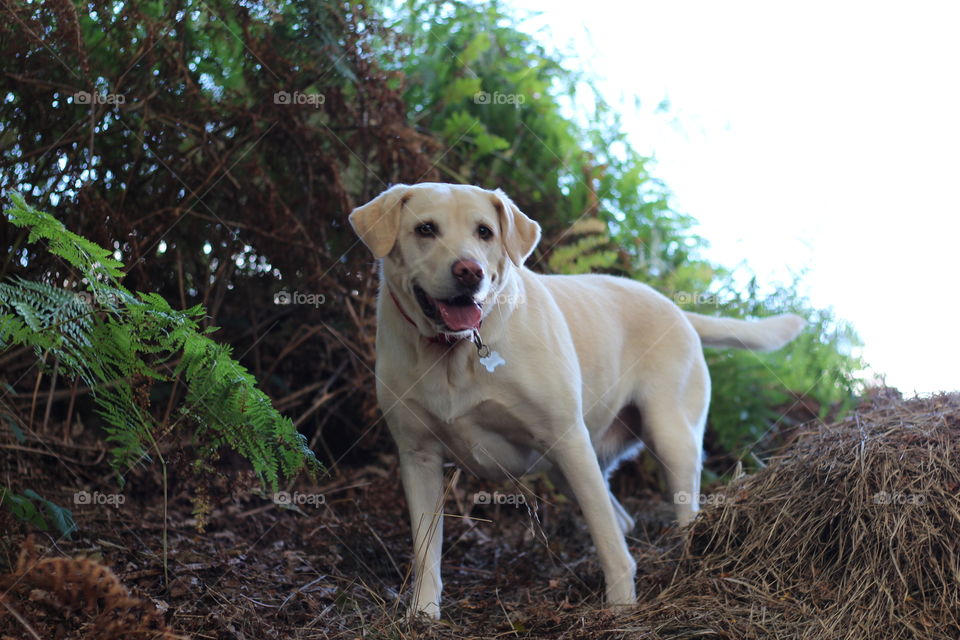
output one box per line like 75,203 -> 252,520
436,301 -> 482,331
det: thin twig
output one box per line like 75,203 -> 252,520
0,596 -> 43,640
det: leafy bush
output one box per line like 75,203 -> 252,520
386,0 -> 700,270
0,0 -> 419,468
703,295 -> 864,464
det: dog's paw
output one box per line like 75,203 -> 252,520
605,559 -> 637,606
605,589 -> 637,607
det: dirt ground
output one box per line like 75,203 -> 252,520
5,390 -> 956,639
1,430 -> 688,639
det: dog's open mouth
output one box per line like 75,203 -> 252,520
413,285 -> 482,332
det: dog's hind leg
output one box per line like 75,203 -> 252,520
638,360 -> 710,527
609,492 -> 636,535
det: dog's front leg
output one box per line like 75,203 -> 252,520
397,442 -> 445,619
549,426 -> 637,607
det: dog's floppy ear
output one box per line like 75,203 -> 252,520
348,184 -> 410,258
492,188 -> 541,266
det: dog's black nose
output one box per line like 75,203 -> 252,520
451,259 -> 484,289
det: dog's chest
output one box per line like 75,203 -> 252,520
416,351 -> 489,421
411,355 -> 549,479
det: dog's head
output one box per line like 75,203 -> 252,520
349,183 -> 540,334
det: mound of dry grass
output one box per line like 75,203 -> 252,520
628,390 -> 960,639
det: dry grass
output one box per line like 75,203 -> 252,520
622,388 -> 960,639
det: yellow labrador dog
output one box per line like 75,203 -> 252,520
349,183 -> 803,619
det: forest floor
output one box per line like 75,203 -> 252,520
0,433 -> 685,639
2,388 -> 958,640
0,430 -> 688,640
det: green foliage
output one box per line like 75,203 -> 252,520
546,219 -> 619,275
0,192 -> 320,489
0,0 -> 439,489
386,0 -> 694,254
0,486 -> 77,539
691,277 -> 864,464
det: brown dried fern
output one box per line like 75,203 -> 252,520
1,536 -> 184,640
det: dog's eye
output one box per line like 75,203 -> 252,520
477,224 -> 493,240
415,222 -> 437,238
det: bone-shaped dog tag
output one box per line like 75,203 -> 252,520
472,330 -> 505,372
479,350 -> 505,372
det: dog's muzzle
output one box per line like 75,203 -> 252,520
413,285 -> 482,332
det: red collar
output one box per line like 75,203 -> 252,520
388,289 -> 466,346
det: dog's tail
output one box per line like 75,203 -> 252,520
685,312 -> 805,352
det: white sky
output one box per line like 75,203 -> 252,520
511,0 -> 959,394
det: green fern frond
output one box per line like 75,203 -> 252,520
6,192 -> 125,279
1,192 -> 320,490
548,230 -> 619,275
